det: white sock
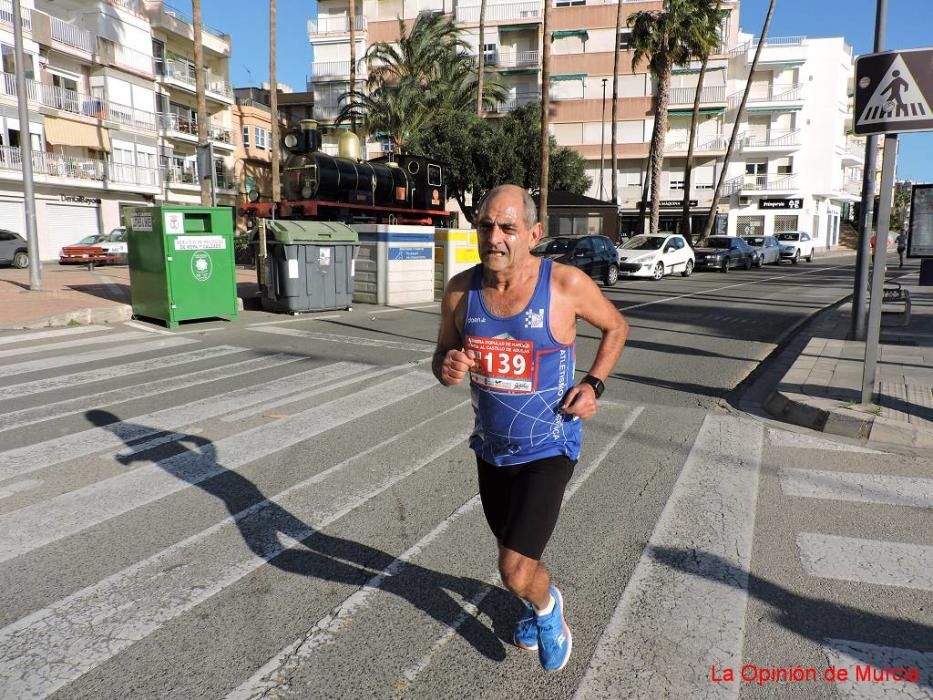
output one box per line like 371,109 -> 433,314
535,594 -> 555,618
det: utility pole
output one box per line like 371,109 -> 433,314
13,0 -> 39,290
851,0 -> 887,340
599,78 -> 607,200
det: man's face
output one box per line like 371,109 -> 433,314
476,192 -> 541,273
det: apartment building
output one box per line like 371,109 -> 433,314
0,0 -> 235,260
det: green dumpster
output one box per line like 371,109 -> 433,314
258,220 -> 358,313
127,206 -> 238,328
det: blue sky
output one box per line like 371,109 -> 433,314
189,0 -> 932,182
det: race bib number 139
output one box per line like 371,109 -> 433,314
465,335 -> 534,393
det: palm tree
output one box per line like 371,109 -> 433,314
680,0 -> 723,240
702,0 -> 776,238
192,0 -> 210,205
270,0 -> 280,202
338,13 -> 504,153
349,0 -> 357,132
539,0 -> 552,232
628,0 -> 726,234
476,0 -> 487,115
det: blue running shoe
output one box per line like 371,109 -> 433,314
536,585 -> 572,672
513,604 -> 538,652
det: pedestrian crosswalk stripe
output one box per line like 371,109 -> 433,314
780,469 -> 933,509
0,399 -> 470,699
0,353 -> 305,433
0,478 -> 41,500
768,429 -> 883,454
0,325 -> 114,347
797,533 -> 933,592
0,360 -> 371,484
0,372 -> 437,564
857,54 -> 932,127
0,336 -> 197,379
822,640 -> 933,699
250,326 -> 436,353
575,414 -> 763,700
0,345 -> 245,401
0,330 -> 151,360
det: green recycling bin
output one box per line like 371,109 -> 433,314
127,206 -> 238,328
258,220 -> 358,313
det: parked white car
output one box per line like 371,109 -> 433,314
98,227 -> 128,263
616,234 -> 695,279
776,231 -> 814,264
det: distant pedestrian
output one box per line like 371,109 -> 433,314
897,232 -> 907,268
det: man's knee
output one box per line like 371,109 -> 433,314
498,549 -> 539,595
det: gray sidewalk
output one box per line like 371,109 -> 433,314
767,270 -> 933,446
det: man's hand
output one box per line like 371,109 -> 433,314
439,349 -> 476,386
560,383 -> 598,420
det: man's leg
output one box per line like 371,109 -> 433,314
498,544 -> 551,610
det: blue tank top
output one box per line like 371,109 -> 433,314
463,258 -> 581,466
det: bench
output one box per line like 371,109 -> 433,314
882,283 -> 911,326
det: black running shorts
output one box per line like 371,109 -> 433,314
476,454 -> 576,561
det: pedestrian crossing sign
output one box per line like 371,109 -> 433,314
855,49 -> 933,135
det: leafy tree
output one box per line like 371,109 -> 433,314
628,0 -> 727,234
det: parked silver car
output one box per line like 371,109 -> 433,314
741,235 -> 781,266
0,230 -> 28,269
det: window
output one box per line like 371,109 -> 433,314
481,43 -> 497,66
774,215 -> 798,233
737,216 -> 765,236
555,0 -> 584,6
427,164 -> 441,186
669,178 -> 684,191
255,126 -> 267,149
618,31 -> 632,49
776,158 -> 793,175
242,126 -> 250,148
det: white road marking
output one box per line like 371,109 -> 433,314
0,360 -> 370,484
393,406 -> 646,696
0,330 -> 150,360
619,265 -> 846,312
0,336 -> 197,379
768,428 -> 884,453
0,348 -> 269,432
0,398 -> 468,699
574,413 -> 764,700
780,469 -> 933,509
0,345 -> 243,401
249,326 -> 435,353
367,303 -> 439,315
246,314 -> 343,327
0,478 -> 42,500
0,372 -> 436,563
0,325 -> 114,346
123,320 -> 176,335
822,640 -> 933,699
797,533 -> 933,592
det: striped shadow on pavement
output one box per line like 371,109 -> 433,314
822,640 -> 933,699
0,325 -> 114,346
574,413 -> 764,700
0,330 -> 150,360
780,469 -> 933,509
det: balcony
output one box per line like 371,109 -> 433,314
487,91 -> 539,114
456,2 -> 541,24
0,0 -> 31,32
158,58 -> 234,102
842,177 -> 862,197
311,60 -> 368,80
108,162 -> 161,189
739,129 -> 801,151
664,134 -> 728,155
50,16 -> 94,54
157,113 -> 233,148
164,166 -> 236,192
669,85 -> 726,107
106,0 -> 143,15
483,49 -> 539,69
726,173 -> 798,195
842,139 -> 866,165
730,36 -> 806,62
0,146 -> 104,182
98,39 -> 155,77
307,15 -> 366,36
729,84 -> 803,110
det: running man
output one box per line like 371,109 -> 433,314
433,184 -> 628,671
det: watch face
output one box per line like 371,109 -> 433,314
584,376 -> 604,398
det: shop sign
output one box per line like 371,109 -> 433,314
60,195 -> 101,205
759,198 -> 803,210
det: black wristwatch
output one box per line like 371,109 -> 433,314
580,375 -> 605,399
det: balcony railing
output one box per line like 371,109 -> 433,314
842,178 -> 862,196
307,15 -> 366,35
157,113 -> 232,144
106,0 -> 143,15
164,166 -> 236,190
727,173 -> 797,194
669,85 -> 726,105
162,2 -> 226,37
311,60 -> 369,79
0,73 -> 39,102
50,17 -> 94,53
109,162 -> 160,187
665,134 -> 728,152
488,91 -> 539,113
456,2 -> 541,23
750,35 -> 805,48
845,140 -> 866,160
484,49 -> 539,68
0,1 -> 31,31
729,83 -> 801,109
159,58 -> 233,98
0,146 -> 104,181
740,129 -> 801,148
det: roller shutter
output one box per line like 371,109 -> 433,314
0,201 -> 25,235
44,202 -> 101,260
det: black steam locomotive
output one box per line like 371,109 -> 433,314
240,119 -> 451,228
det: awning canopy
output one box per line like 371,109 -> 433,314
745,105 -> 802,113
552,29 -> 588,40
550,73 -> 587,81
43,116 -> 111,152
669,107 -> 725,116
672,65 -> 726,75
499,24 -> 536,33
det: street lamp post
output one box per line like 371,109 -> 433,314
599,78 -> 608,200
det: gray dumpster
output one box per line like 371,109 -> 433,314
258,220 -> 358,313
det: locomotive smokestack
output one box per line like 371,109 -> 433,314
299,119 -> 321,152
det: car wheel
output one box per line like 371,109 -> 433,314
604,263 -> 619,286
806,251 -> 813,262
754,255 -> 763,268
681,259 -> 694,277
652,261 -> 664,280
791,251 -> 799,265
720,257 -> 730,273
744,256 -> 753,270
12,251 -> 28,269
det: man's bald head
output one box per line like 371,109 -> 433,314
477,185 -> 538,230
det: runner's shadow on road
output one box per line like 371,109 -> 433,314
650,546 -> 932,689
85,409 -> 514,663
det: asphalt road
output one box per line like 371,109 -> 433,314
0,253 -> 930,699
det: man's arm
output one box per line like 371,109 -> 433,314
432,271 -> 475,386
558,267 -> 629,419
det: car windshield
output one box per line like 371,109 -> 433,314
533,238 -> 575,254
777,233 -> 800,241
742,237 -> 765,246
696,238 -> 731,249
77,235 -> 100,245
621,236 -> 665,251
107,229 -> 126,242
